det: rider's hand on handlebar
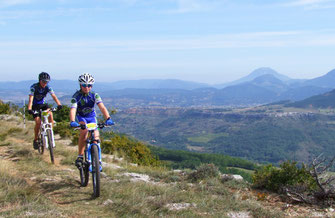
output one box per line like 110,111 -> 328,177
70,121 -> 80,128
105,117 -> 114,126
28,110 -> 34,115
57,105 -> 63,110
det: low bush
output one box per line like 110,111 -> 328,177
0,101 -> 10,114
187,163 -> 220,182
252,161 -> 316,192
53,121 -> 73,138
102,132 -> 160,167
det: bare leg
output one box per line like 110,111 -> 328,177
93,129 -> 100,143
78,122 -> 88,155
34,117 -> 41,141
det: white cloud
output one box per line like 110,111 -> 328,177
0,0 -> 34,8
162,0 -> 222,14
282,0 -> 335,9
1,30 -> 335,53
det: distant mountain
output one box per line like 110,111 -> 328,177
249,74 -> 288,93
286,89 -> 335,108
279,86 -> 331,101
302,69 -> 335,88
0,80 -> 35,91
0,79 -> 210,92
105,79 -> 210,90
2,67 -> 335,108
213,83 -> 277,106
215,67 -> 292,88
210,74 -> 288,106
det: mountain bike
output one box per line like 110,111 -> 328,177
34,107 -> 57,164
75,122 -> 110,198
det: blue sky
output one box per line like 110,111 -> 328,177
0,0 -> 335,84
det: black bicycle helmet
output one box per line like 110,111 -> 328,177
39,72 -> 50,82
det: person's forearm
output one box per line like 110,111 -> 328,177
28,96 -> 34,110
98,103 -> 110,119
51,94 -> 61,106
70,108 -> 77,122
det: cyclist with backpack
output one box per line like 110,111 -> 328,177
27,72 -> 62,149
69,73 -> 114,168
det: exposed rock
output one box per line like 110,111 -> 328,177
103,199 -> 114,206
227,211 -> 251,218
122,172 -> 150,183
221,174 -> 244,182
165,203 -> 196,211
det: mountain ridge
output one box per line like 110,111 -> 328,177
1,67 -> 335,107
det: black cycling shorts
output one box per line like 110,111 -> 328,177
32,104 -> 49,118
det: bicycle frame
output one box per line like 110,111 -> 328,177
85,123 -> 102,171
34,107 -> 57,164
40,109 -> 55,149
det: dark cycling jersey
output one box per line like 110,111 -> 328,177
29,83 -> 54,106
71,90 -> 102,117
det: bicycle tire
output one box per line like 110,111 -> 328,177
38,134 -> 44,154
47,129 -> 55,164
91,144 -> 100,197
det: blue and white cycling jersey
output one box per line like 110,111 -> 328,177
29,83 -> 54,106
71,90 -> 102,118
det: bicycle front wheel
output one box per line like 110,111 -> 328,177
46,129 -> 55,164
38,134 -> 44,154
91,144 -> 100,197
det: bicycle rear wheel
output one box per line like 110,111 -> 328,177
46,129 -> 55,164
91,144 -> 100,197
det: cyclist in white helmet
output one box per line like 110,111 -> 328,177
69,73 -> 114,167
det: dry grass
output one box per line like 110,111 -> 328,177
1,115 -> 328,217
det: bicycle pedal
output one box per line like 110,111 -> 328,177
75,163 -> 82,169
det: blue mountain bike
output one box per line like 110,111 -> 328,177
75,122 -> 109,197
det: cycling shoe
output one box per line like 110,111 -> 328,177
33,140 -> 39,150
75,157 -> 83,169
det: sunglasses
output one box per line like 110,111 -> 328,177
81,84 -> 92,88
41,80 -> 49,84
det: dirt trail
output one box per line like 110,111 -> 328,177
0,132 -> 112,217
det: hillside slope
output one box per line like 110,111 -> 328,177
0,115 -> 332,217
113,107 -> 335,165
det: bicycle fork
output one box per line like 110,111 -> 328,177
41,124 -> 55,149
86,142 -> 102,172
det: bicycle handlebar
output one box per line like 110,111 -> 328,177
74,123 -> 113,130
32,107 -> 58,115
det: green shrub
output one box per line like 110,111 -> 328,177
252,161 -> 316,192
71,131 -> 79,145
54,121 -> 73,138
0,102 -> 10,114
53,105 -> 70,122
101,132 -> 160,167
187,163 -> 220,182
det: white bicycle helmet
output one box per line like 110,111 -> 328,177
78,73 -> 95,85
